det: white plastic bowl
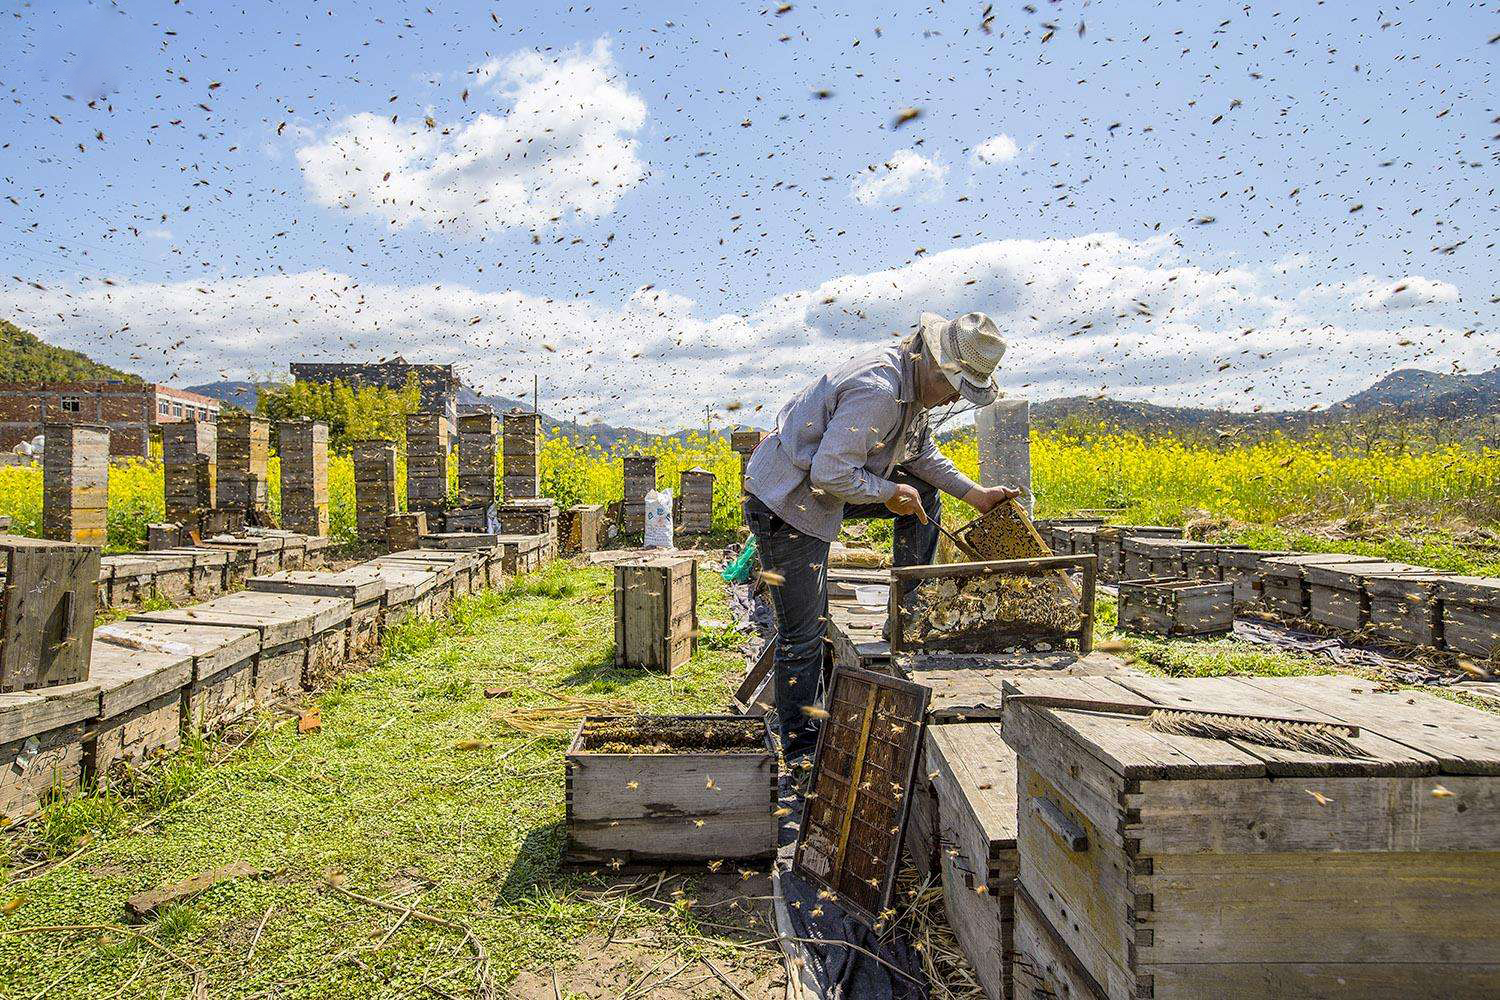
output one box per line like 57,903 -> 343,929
855,584 -> 890,608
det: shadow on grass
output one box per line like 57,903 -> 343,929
496,819 -> 573,903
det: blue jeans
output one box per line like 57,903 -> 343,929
744,470 -> 940,759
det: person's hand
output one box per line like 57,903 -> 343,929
885,483 -> 929,523
964,484 -> 1020,514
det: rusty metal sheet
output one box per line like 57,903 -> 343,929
793,665 -> 930,929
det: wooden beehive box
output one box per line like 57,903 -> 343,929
1215,548 -> 1288,609
1,535 -> 101,692
501,410 -> 541,499
565,714 -> 777,864
1,679 -> 99,820
456,410 -> 499,508
622,454 -> 657,535
216,413 -> 270,517
1178,542 -> 1244,581
386,511 -> 426,552
42,422 -> 109,546
1096,527 -> 1181,582
96,620 -> 260,734
494,498 -> 558,537
405,412 -> 450,514
614,555 -> 697,672
1365,573 -> 1449,649
1003,673 -> 1500,1000
730,429 -> 766,477
1257,553 -> 1383,619
678,467 -> 715,535
1435,576 -> 1500,661
278,420 -> 330,537
86,637 -> 192,783
928,721 -> 1018,1000
352,439 -> 399,541
889,556 -> 1096,657
560,504 -> 604,555
1117,578 -> 1234,637
1121,538 -> 1219,581
1304,561 -> 1433,632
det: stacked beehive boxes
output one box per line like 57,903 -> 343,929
502,410 -> 541,499
622,454 -> 656,536
405,412 -> 449,516
278,420 -> 329,537
162,419 -> 217,528
216,413 -> 270,522
678,467 -> 714,535
457,410 -> 500,508
42,423 -> 109,546
352,439 -> 398,542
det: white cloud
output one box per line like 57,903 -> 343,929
5,236 -> 1489,430
851,150 -> 947,205
1296,275 -> 1461,312
295,39 -> 647,232
972,133 -> 1020,165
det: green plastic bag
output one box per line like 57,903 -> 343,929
722,536 -> 758,584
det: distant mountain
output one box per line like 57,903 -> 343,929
1340,367 -> 1500,418
0,320 -> 139,383
186,380 -> 280,411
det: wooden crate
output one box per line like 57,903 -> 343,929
1436,576 -> 1500,661
888,556 -> 1096,656
1179,543 -> 1244,581
560,504 -> 604,555
1,535 -> 101,692
1305,561 -> 1433,631
730,429 -> 767,478
1002,674 -> 1500,1000
1258,553 -> 1383,619
42,423 -> 109,545
1120,538 -> 1221,581
0,680 -> 98,819
614,555 -> 697,673
565,714 -> 777,864
1366,573 -> 1449,649
248,568 -> 386,659
1117,578 -> 1234,637
162,420 -> 217,521
405,412 -> 450,514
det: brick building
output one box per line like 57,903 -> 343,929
0,382 -> 220,458
289,359 -> 461,427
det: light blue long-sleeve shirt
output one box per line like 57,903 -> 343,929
744,340 -> 978,542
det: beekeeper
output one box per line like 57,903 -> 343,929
743,312 -> 1019,762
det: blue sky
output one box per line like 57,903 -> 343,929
1,0 -> 1495,429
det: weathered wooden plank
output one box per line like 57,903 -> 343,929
927,723 -> 1019,889
1137,850 -> 1500,965
87,639 -> 193,719
124,861 -> 266,920
940,844 -> 1013,1000
247,569 -> 386,607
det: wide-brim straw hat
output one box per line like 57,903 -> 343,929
919,311 -> 1005,406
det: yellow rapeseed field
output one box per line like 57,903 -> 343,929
2,429 -> 1494,560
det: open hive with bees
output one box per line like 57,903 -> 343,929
889,555 -> 1097,656
564,714 -> 777,865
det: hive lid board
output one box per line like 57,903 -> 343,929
1001,673 -> 1500,780
794,666 -> 930,928
95,620 -> 260,680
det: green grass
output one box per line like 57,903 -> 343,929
0,562 -> 773,999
